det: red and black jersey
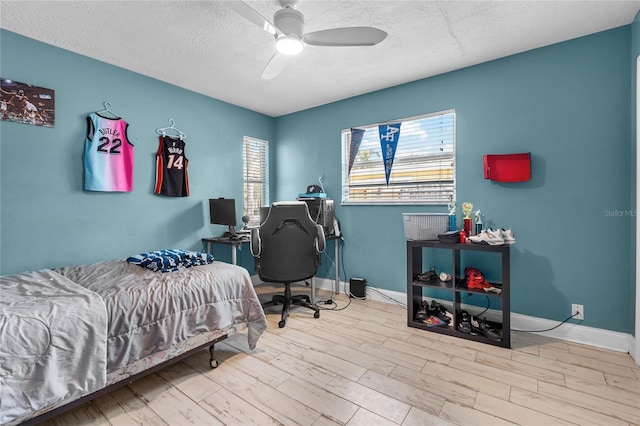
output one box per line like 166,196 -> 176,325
154,135 -> 189,197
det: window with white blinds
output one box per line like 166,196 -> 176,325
243,136 -> 269,226
341,110 -> 455,205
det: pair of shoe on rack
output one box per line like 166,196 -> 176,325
464,267 -> 502,294
415,300 -> 453,327
417,268 -> 438,283
467,228 -> 516,245
417,268 -> 453,283
457,310 -> 502,341
465,267 -> 491,290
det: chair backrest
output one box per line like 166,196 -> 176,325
251,201 -> 325,283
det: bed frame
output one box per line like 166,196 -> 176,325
21,335 -> 227,426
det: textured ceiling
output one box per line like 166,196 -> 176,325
1,1 -> 639,117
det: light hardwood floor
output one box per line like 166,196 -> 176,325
42,285 -> 640,426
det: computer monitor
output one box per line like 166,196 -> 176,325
209,198 -> 238,238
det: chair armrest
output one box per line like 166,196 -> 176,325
250,228 -> 261,257
315,224 -> 326,253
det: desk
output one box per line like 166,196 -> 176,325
202,236 -> 249,265
203,234 -> 342,303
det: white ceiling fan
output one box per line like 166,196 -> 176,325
226,0 -> 388,80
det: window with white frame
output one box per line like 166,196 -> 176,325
243,136 -> 269,226
341,110 -> 455,205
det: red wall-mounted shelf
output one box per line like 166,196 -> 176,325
483,152 -> 531,182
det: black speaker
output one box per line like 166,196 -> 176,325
349,278 -> 367,298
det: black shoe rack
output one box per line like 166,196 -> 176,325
406,240 -> 511,348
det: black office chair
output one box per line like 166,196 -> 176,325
250,201 -> 325,328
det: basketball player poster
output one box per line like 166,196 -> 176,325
1,78 -> 55,127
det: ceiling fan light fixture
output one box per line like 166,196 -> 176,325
227,1 -> 386,79
276,34 -> 303,55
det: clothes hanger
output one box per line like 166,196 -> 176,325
96,101 -> 120,118
155,118 -> 186,140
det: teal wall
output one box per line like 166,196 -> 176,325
0,29 -> 275,273
275,26 -> 633,333
0,26 -> 635,333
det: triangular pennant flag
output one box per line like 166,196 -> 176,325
348,128 -> 365,175
378,123 -> 401,185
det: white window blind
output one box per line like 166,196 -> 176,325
243,136 -> 269,226
341,110 -> 455,205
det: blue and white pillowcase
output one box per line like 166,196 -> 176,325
127,249 -> 214,273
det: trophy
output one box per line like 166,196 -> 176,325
447,196 -> 456,231
474,209 -> 483,235
462,202 -> 473,236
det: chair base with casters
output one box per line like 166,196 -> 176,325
262,282 -> 320,328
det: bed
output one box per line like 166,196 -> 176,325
0,255 -> 268,425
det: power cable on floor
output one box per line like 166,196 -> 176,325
511,313 -> 580,333
363,281 -> 406,307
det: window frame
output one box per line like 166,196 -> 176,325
341,109 -> 456,206
242,136 -> 269,226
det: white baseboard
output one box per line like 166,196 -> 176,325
509,313 -> 631,353
314,278 -> 633,356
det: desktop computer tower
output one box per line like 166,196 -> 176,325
298,198 -> 334,235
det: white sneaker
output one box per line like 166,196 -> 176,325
468,229 -> 504,245
467,230 -> 488,244
500,228 -> 516,244
487,229 -> 507,245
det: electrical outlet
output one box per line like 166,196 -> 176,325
572,304 -> 584,320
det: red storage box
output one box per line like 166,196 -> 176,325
483,152 -> 531,182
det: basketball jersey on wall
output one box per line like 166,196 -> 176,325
154,135 -> 190,197
84,113 -> 134,192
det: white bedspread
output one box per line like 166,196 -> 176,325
57,260 -> 267,371
0,260 -> 267,425
0,269 -> 108,426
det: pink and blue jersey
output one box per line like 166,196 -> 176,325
84,113 -> 134,192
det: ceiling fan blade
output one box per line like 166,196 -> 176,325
262,51 -> 288,80
226,1 -> 280,36
303,27 -> 387,47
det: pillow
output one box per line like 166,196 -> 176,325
127,249 -> 214,273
